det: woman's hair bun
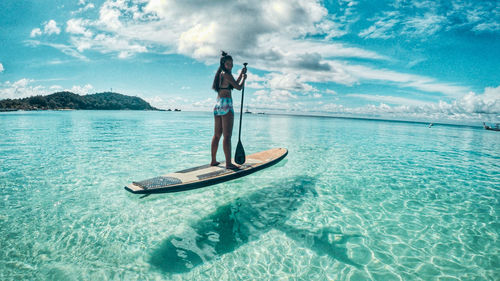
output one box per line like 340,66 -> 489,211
221,51 -> 228,57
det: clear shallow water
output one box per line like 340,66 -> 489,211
1,111 -> 499,280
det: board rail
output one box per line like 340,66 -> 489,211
124,148 -> 288,194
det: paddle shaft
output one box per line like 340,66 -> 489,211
237,63 -> 247,141
238,85 -> 244,140
234,63 -> 248,165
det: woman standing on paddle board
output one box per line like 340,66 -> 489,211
211,51 -> 247,169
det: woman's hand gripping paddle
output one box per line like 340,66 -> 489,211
235,63 -> 248,165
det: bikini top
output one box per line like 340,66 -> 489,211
219,72 -> 233,91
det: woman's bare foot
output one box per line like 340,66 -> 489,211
226,163 -> 239,170
210,161 -> 221,166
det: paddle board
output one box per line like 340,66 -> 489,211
125,148 -> 288,194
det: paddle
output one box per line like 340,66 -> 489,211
235,63 -> 248,165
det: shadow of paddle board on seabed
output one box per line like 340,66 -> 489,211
149,175 -> 362,274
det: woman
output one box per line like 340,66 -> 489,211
211,51 -> 247,169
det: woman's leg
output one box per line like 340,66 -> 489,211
211,115 -> 222,166
221,111 -> 237,168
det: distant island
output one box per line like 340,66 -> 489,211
0,91 -> 166,111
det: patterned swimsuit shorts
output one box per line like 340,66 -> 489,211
213,97 -> 234,116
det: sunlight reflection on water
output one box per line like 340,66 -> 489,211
0,111 -> 498,280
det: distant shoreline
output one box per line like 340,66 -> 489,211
0,108 -> 171,112
1,108 -> 490,129
266,112 -> 489,129
0,91 -> 163,111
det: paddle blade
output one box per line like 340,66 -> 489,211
235,140 -> 246,164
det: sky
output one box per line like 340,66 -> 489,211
1,0 -> 499,123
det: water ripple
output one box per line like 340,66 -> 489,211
0,111 -> 499,280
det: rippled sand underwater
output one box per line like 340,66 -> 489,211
1,111 -> 498,280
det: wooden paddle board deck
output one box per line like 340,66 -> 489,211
125,148 -> 288,194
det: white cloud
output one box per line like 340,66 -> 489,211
346,94 -> 432,107
144,95 -> 200,110
448,86 -> 500,114
154,84 -> 497,122
58,0 -> 409,93
30,20 -> 61,37
191,97 -> 214,110
360,0 -> 500,39
30,28 -> 42,37
13,79 -> 32,88
71,33 -> 148,57
23,0 -> 495,118
266,73 -> 317,92
44,20 -> 61,35
0,79 -> 94,99
73,2 -> 95,14
359,11 -> 399,39
316,18 -> 348,39
50,85 -> 63,91
69,84 -> 93,95
141,0 -> 330,59
0,78 -> 45,99
455,3 -> 500,33
249,90 -> 303,112
38,0 -> 466,99
243,73 -> 264,90
61,0 -> 381,62
343,64 -> 469,97
38,0 -> 374,65
66,19 -> 93,37
312,85 -> 500,122
26,40 -> 89,61
253,89 -> 298,104
403,12 -> 446,36
98,1 -> 124,31
472,22 -> 500,32
246,56 -> 468,100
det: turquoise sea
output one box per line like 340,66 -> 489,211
1,111 -> 499,280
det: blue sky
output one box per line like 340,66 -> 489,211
1,0 -> 499,123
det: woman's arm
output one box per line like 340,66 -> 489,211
236,70 -> 244,84
223,72 -> 247,90
236,67 -> 247,83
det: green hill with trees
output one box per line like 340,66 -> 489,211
0,92 -> 161,111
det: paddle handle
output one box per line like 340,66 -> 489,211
238,63 -> 247,140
